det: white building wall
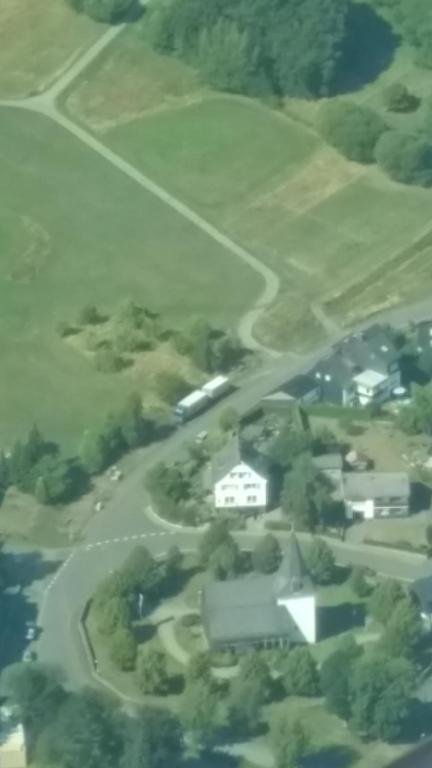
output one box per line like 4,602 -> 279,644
355,369 -> 401,406
345,499 -> 375,520
277,595 -> 317,644
214,462 -> 267,509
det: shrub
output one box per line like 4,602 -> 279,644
349,566 -> 372,598
318,101 -> 386,163
155,371 -> 191,405
209,650 -> 237,668
375,130 -> 432,186
78,304 -> 103,325
56,321 -> 79,338
383,83 -> 419,113
81,0 -> 135,22
94,349 -> 126,373
219,407 -> 240,433
110,626 -> 137,671
181,613 -> 201,628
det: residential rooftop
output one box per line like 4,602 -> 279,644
343,472 -> 409,501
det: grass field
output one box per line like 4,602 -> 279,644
65,24 -> 432,351
265,698 -> 407,768
0,107 -> 260,448
0,0 -> 102,98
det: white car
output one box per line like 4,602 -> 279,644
195,430 -> 208,445
25,623 -> 36,641
23,649 -> 37,663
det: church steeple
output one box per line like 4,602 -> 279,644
273,533 -> 313,598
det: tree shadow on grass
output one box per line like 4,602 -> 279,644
302,745 -> 359,768
318,603 -> 366,641
184,753 -> 239,768
332,3 -> 399,95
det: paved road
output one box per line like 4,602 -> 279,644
32,342 -> 432,686
3,5 -> 432,700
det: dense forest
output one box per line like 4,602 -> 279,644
371,0 -> 432,67
144,0 -> 349,98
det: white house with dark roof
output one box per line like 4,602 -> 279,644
343,471 -> 410,520
201,535 -> 316,650
311,324 -> 401,407
212,437 -> 267,511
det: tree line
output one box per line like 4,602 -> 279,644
0,394 -> 169,507
143,0 -> 349,99
0,662 -> 182,768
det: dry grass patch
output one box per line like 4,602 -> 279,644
252,147 -> 364,217
66,30 -> 201,131
0,0 -> 101,98
0,486 -> 95,547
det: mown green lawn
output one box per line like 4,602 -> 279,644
265,698 -> 408,768
106,96 -> 318,217
0,108 -> 260,449
68,24 -> 432,352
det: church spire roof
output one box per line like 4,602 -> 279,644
273,533 -> 313,597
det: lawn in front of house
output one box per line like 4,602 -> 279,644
0,0 -> 102,98
0,107 -> 259,449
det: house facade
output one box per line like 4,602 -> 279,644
0,706 -> 27,768
343,472 -> 410,520
202,535 -> 317,651
311,324 -> 401,407
212,438 -> 267,511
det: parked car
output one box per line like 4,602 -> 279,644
23,649 -> 37,663
25,622 -> 37,641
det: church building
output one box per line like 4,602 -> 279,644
201,535 -> 317,651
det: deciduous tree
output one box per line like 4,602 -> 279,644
369,579 -> 405,624
270,711 -> 309,768
305,538 -> 336,584
375,130 -> 432,186
110,626 -> 137,671
280,647 -> 320,697
252,534 -> 282,574
319,100 -> 386,163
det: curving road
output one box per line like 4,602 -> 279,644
2,10 -> 432,701
32,336 -> 432,688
